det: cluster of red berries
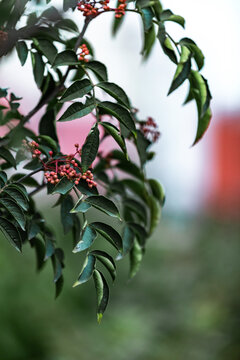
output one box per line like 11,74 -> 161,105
78,44 -> 90,62
140,117 -> 161,143
115,0 -> 127,18
77,0 -> 110,17
77,0 -> 126,19
23,141 -> 97,189
22,140 -> 42,159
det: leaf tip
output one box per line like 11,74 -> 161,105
97,313 -> 103,324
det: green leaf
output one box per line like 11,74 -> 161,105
10,174 -> 39,187
85,61 -> 108,82
73,225 -> 97,253
193,107 -> 212,146
179,37 -> 204,70
16,41 -> 28,66
35,39 -> 57,64
100,122 -> 127,156
0,198 -> 26,230
30,237 -> 45,271
32,52 -> 45,88
81,125 -> 99,172
168,45 -> 191,95
90,250 -> 116,282
157,23 -> 177,64
141,7 -> 154,32
0,171 -> 7,186
58,98 -> 95,122
142,25 -> 155,60
148,195 -> 161,234
124,198 -> 147,224
56,19 -> 78,33
3,186 -> 29,211
61,195 -> 74,234
96,82 -> 130,108
115,160 -> 144,180
122,179 -> 148,202
44,236 -> 55,260
148,178 -> 165,205
0,147 -> 16,168
128,222 -> 148,247
93,269 -> 109,323
52,176 -> 74,195
85,195 -> 121,219
160,9 -> 185,28
0,217 -> 22,252
119,225 -> 135,258
90,222 -> 122,251
71,198 -> 91,213
129,239 -> 143,279
55,275 -> 64,299
59,79 -> 93,103
63,0 -> 78,11
76,179 -> 98,196
73,254 -> 96,287
52,50 -> 78,67
98,101 -> 136,133
135,129 -> 151,166
39,108 -> 58,142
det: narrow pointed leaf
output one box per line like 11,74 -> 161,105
16,41 -> 28,66
160,9 -> 185,28
0,217 -> 22,252
90,250 -> 116,281
148,195 -> 161,234
129,239 -> 143,279
61,195 -> 74,234
128,222 -> 148,246
59,79 -> 93,102
179,37 -> 204,70
71,198 -> 91,213
85,195 -> 121,219
0,198 -> 26,230
0,147 -> 16,168
81,125 -> 99,172
98,101 -> 135,132
157,23 -> 177,64
100,122 -> 127,156
3,186 -> 28,211
52,176 -> 74,195
32,52 -> 45,88
124,198 -> 147,223
90,222 -> 122,251
73,254 -> 96,286
35,39 -> 57,64
148,179 -> 165,205
93,269 -> 109,323
168,45 -> 191,95
73,225 -> 97,253
85,61 -> 108,82
96,82 -> 130,108
118,225 -> 135,258
53,50 -> 78,67
58,99 -> 95,122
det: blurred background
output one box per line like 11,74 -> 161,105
0,0 -> 240,359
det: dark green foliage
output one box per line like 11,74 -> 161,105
0,0 -> 212,320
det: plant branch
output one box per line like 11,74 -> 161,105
15,168 -> 43,183
22,18 -> 92,125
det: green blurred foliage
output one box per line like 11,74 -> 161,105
0,210 -> 239,360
